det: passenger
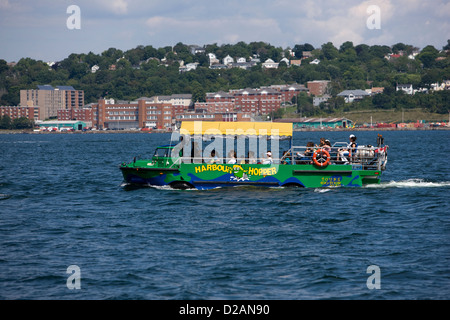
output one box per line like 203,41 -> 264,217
281,151 -> 291,165
296,142 -> 314,164
322,139 -> 332,152
262,151 -> 273,164
316,137 -> 326,148
209,150 -> 220,164
227,150 -> 237,164
338,134 -> 358,163
246,151 -> 257,164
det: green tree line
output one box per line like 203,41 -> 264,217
0,115 -> 34,130
0,40 -> 449,116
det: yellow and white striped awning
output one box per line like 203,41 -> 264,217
180,121 -> 292,137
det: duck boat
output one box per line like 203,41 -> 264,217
120,121 -> 388,190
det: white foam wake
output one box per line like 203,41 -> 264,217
366,179 -> 450,188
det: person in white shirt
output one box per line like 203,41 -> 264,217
262,151 -> 273,164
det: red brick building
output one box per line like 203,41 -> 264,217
0,106 -> 40,121
176,111 -> 252,123
233,88 -> 282,115
278,84 -> 309,102
57,107 -> 93,122
91,99 -> 173,130
307,80 -> 330,96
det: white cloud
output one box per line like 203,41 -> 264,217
0,0 -> 448,61
111,0 -> 128,15
145,15 -> 282,45
0,0 -> 11,9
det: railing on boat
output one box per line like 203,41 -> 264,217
167,144 -> 387,171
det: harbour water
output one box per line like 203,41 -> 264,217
0,130 -> 449,299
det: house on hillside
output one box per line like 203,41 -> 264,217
262,58 -> 279,69
313,94 -> 331,106
396,84 -> 413,95
91,65 -> 100,73
208,53 -> 219,66
179,62 -> 199,73
279,57 -> 290,66
223,55 -> 234,65
337,89 -> 370,103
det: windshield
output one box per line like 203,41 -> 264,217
154,148 -> 171,157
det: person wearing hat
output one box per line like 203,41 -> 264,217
338,134 -> 357,163
262,151 -> 273,164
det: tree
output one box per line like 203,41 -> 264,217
191,81 -> 205,102
417,45 -> 439,68
339,41 -> 354,53
443,39 -> 450,51
321,42 -> 339,60
293,43 -> 315,58
295,92 -> 313,116
0,114 -> 11,129
12,117 -> 33,129
0,59 -> 8,74
392,42 -> 407,53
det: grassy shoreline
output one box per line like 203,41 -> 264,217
283,108 -> 449,125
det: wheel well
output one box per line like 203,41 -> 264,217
169,181 -> 195,190
282,182 -> 304,188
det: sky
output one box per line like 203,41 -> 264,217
0,0 -> 449,62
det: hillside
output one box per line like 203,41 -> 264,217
0,40 -> 449,118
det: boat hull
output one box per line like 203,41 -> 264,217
120,162 -> 381,190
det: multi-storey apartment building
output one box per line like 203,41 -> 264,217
91,98 -> 173,130
57,107 -> 93,122
233,88 -> 282,115
20,85 -> 84,120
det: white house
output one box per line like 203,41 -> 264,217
396,84 -> 413,95
280,57 -> 290,66
337,90 -> 370,103
262,58 -> 279,69
208,53 -> 219,66
313,95 -> 331,106
309,59 -> 320,65
237,57 -> 246,63
91,65 -> 100,73
223,55 -> 234,65
179,62 -> 199,73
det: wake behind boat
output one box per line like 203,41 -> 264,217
120,121 -> 388,190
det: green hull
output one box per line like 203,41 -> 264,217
120,161 -> 381,189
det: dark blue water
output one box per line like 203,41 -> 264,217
0,130 -> 449,300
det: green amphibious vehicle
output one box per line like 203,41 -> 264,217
120,121 -> 388,190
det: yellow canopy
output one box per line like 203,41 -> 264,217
180,121 -> 292,137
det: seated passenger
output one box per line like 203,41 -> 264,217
262,151 -> 273,164
322,139 -> 331,152
316,137 -> 326,148
209,150 -> 220,164
227,150 -> 237,164
296,142 -> 314,164
338,134 -> 358,163
281,151 -> 291,165
246,151 -> 257,164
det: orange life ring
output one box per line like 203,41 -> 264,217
313,149 -> 331,167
